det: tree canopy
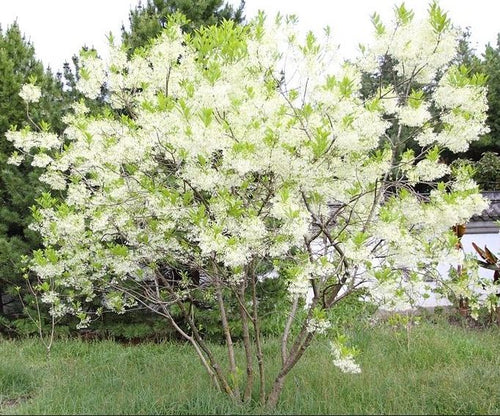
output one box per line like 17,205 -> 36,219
9,4 -> 495,406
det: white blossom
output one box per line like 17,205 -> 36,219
32,153 -> 53,168
398,104 -> 431,127
41,290 -> 59,304
77,53 -> 106,99
7,153 -> 24,166
19,83 -> 41,103
39,171 -> 67,190
306,317 -> 331,334
407,159 -> 450,183
330,341 -> 361,374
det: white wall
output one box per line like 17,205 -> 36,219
437,231 -> 499,281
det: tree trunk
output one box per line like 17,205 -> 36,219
251,272 -> 265,404
238,284 -> 254,402
215,280 -> 240,399
0,287 -> 4,316
281,295 -> 298,365
265,307 -> 317,408
266,375 -> 286,409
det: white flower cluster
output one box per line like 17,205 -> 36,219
6,130 -> 61,152
368,274 -> 432,312
432,68 -> 490,152
76,315 -> 92,329
330,341 -> 361,374
40,290 -> 59,304
287,269 -> 311,299
32,153 -> 53,168
49,302 -> 72,318
7,153 -> 24,166
434,80 -> 489,115
359,6 -> 458,84
398,103 -> 431,127
406,159 -> 450,184
306,317 -> 331,334
19,83 -> 41,103
77,53 -> 106,99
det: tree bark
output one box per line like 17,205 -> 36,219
266,294 -> 320,408
266,331 -> 315,408
238,283 -> 254,402
157,277 -> 235,398
251,272 -> 266,404
266,375 -> 285,409
281,295 -> 298,365
215,279 -> 240,400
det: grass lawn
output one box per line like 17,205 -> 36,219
1,319 -> 499,415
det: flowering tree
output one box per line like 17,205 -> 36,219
8,3 -> 494,407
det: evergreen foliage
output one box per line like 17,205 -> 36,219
444,31 -> 499,187
449,31 -> 499,162
121,0 -> 245,54
477,35 -> 500,159
0,22 -> 66,322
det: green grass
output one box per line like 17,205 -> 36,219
1,320 -> 499,415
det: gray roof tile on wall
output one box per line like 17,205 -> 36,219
471,191 -> 500,222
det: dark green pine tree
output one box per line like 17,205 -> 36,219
121,0 -> 245,54
447,29 -> 498,163
476,35 -> 500,159
0,22 -> 67,324
446,32 -> 500,190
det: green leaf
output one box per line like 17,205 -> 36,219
301,31 -> 320,55
339,76 -> 354,98
199,107 -> 213,127
408,89 -> 424,109
371,12 -> 386,35
394,3 -> 414,25
428,1 -> 450,34
109,244 -> 129,257
353,231 -> 369,248
427,145 -> 441,163
311,127 -> 330,158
